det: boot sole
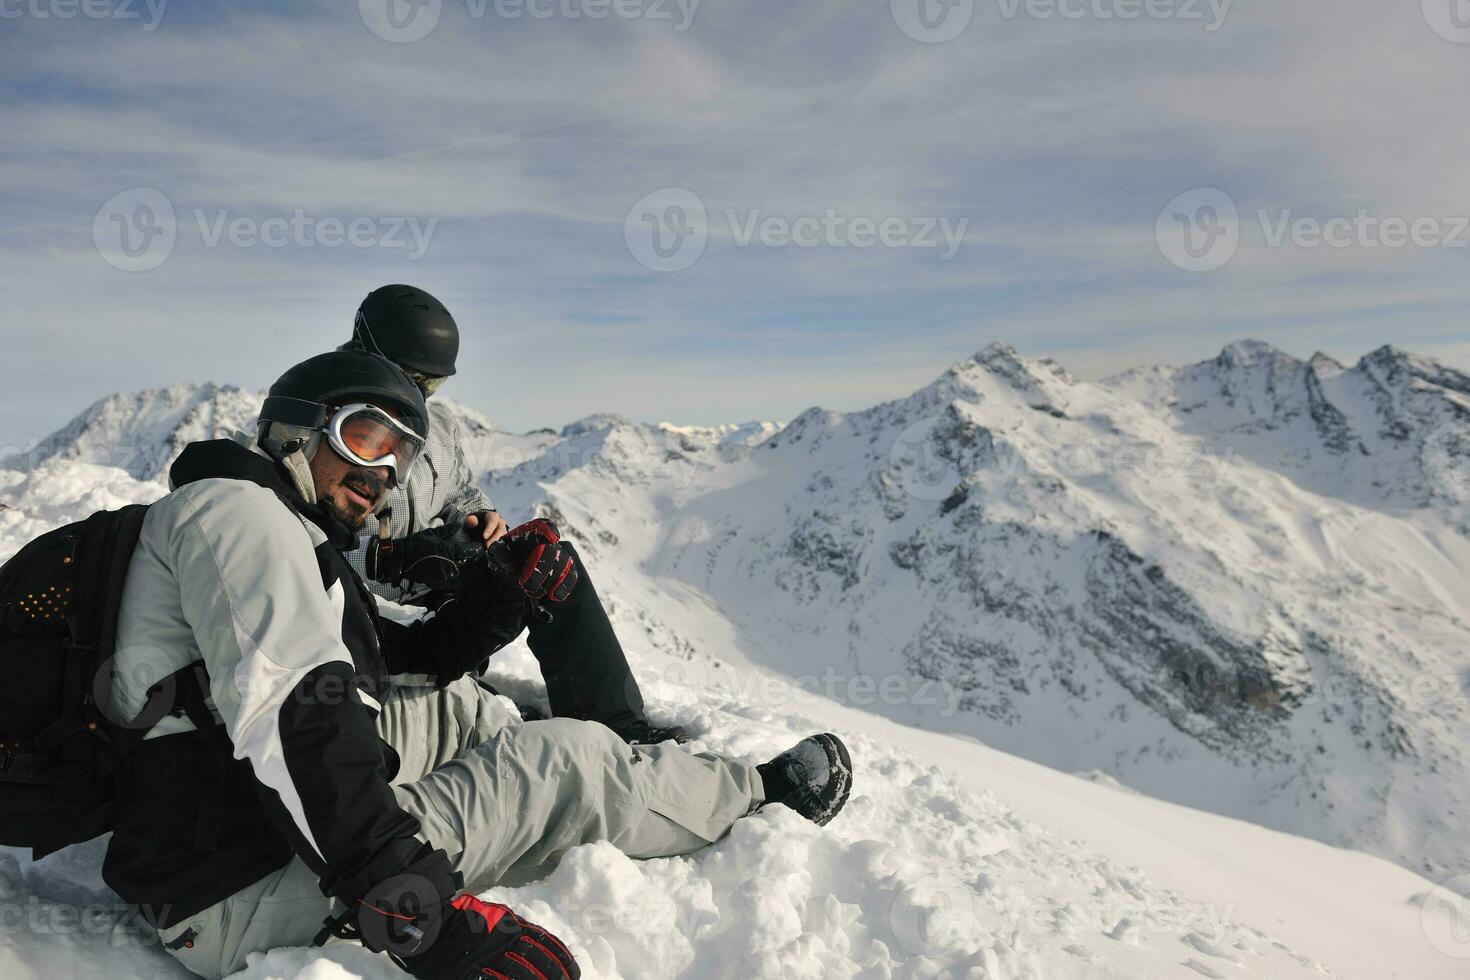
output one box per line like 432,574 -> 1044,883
812,733 -> 853,827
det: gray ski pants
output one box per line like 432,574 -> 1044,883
156,677 -> 764,978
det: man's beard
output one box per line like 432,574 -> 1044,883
322,493 -> 370,530
324,470 -> 386,530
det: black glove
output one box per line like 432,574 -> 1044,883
348,870 -> 578,980
615,720 -> 693,745
503,519 -> 579,602
367,525 -> 481,591
400,895 -> 579,980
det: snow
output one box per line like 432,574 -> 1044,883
1,631 -> 1451,979
466,338 -> 1470,883
3,339 -> 1469,979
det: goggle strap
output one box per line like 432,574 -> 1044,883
353,309 -> 385,358
262,396 -> 330,430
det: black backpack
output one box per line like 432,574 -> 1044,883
0,505 -> 207,858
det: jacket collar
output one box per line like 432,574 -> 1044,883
169,439 -> 359,551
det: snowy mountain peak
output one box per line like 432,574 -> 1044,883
974,339 -> 1018,357
1308,351 -> 1347,377
560,413 -> 635,438
1213,338 -> 1300,371
657,420 -> 786,450
434,397 -> 505,439
1356,343 -> 1470,398
5,382 -> 264,481
898,342 -> 1081,425
765,406 -> 846,449
968,340 -> 1079,389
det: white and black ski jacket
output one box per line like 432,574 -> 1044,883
105,439 -> 520,927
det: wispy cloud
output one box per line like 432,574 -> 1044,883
2,0 -> 1467,448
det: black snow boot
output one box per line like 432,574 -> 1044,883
757,733 -> 853,826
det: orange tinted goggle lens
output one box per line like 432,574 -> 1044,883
338,414 -> 404,462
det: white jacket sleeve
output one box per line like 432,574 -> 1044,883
164,478 -> 440,900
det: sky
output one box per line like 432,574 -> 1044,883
2,0 -> 1469,450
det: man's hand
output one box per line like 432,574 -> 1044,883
366,526 -> 478,590
503,519 -> 579,602
362,889 -> 578,980
464,511 -> 508,547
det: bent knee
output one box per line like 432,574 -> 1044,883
507,718 -> 637,779
537,717 -> 627,754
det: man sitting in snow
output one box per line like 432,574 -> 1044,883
341,283 -> 687,745
104,349 -> 853,979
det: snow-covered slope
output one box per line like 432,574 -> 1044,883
475,341 -> 1470,886
3,341 -> 1469,979
0,468 -> 1456,977
5,633 -> 1448,980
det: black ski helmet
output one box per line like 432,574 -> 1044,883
352,284 -> 460,378
259,349 -> 430,442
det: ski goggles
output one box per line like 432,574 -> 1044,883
406,371 -> 447,397
323,403 -> 426,486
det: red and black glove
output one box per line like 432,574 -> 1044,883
502,519 -> 578,602
358,886 -> 579,980
408,895 -> 578,980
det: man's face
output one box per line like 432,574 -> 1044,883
308,443 -> 390,530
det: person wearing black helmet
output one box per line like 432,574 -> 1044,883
346,284 -> 688,745
104,349 -> 857,979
